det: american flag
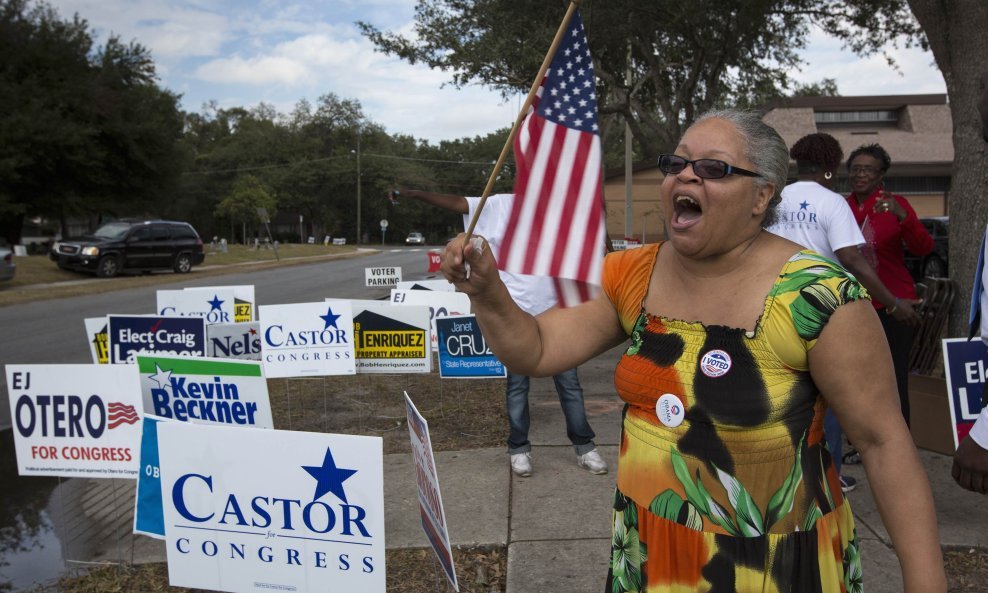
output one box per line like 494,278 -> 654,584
498,8 -> 606,308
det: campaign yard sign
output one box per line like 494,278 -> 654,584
259,302 -> 357,378
404,392 -> 457,591
134,415 -> 166,538
207,321 -> 262,360
395,279 -> 455,292
157,287 -> 236,325
108,315 -> 207,364
137,354 -> 273,428
352,304 -> 431,374
6,365 -> 143,478
942,338 -> 988,448
435,315 -> 506,379
156,422 -> 385,593
84,317 -> 110,364
390,289 -> 470,351
365,266 -> 402,287
191,285 -> 256,322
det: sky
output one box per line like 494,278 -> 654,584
47,0 -> 947,144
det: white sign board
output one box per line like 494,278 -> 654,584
190,285 -> 256,322
395,279 -> 455,292
404,392 -> 458,590
157,288 -> 237,325
259,302 -> 357,378
136,354 -> 273,428
157,422 -> 385,593
365,266 -> 402,287
6,365 -> 143,478
390,289 -> 471,351
206,321 -> 262,360
84,316 -> 110,364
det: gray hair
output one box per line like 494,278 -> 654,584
692,109 -> 789,227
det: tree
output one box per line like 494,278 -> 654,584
906,0 -> 988,337
358,0 -> 922,159
0,0 -> 184,243
214,174 -> 276,244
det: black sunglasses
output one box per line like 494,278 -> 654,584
657,154 -> 762,180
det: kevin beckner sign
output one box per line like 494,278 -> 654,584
365,267 -> 402,287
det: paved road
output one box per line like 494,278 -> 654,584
0,246 -> 439,429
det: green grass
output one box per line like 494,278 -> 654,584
0,243 -> 371,307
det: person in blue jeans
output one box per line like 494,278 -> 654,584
390,188 -> 607,477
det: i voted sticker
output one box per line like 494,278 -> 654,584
656,393 -> 685,428
700,349 -> 732,378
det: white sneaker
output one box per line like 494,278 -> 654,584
577,449 -> 608,475
510,453 -> 533,477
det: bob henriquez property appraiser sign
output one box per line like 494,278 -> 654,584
351,303 -> 431,373
6,365 -> 143,478
156,422 -> 385,593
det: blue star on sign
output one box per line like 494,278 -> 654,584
303,447 -> 357,503
799,201 -> 810,210
320,307 -> 341,330
207,294 -> 225,311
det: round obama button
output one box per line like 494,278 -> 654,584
656,393 -> 685,428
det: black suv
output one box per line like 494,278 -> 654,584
50,220 -> 205,278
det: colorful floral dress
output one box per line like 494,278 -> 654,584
602,243 -> 868,593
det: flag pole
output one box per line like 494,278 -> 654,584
463,0 -> 581,242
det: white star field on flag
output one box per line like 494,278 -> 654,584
536,22 -> 599,135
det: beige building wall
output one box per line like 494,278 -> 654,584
603,167 -> 666,242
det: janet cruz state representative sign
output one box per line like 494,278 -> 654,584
156,422 -> 385,593
259,302 -> 357,378
107,315 -> 207,364
136,354 -> 273,428
5,365 -> 143,478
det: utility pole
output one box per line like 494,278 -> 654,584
356,128 -> 362,245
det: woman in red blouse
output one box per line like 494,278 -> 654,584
845,143 -> 933,428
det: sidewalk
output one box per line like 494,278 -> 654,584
112,344 -> 988,591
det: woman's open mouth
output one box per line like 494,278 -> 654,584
671,195 -> 702,230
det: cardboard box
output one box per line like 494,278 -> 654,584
908,373 -> 955,455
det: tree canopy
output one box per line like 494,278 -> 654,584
0,0 -> 185,242
358,0 -> 924,158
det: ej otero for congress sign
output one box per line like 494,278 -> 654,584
436,315 -> 506,379
365,266 -> 402,287
108,315 -> 207,364
6,365 -> 143,478
942,338 -> 988,447
157,422 -> 385,593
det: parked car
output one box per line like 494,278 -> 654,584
0,245 -> 15,282
904,216 -> 948,282
405,231 -> 426,245
50,220 -> 205,278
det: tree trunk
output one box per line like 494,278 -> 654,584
907,0 -> 988,338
